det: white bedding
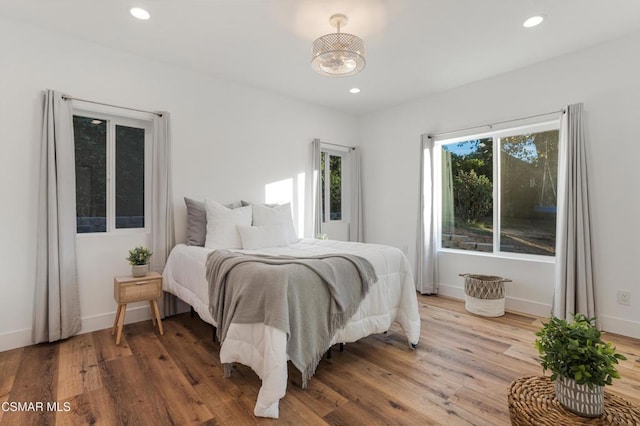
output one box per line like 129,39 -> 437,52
162,239 -> 421,418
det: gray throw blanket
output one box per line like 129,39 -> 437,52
205,249 -> 377,387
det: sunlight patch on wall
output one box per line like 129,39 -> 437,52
265,174 -> 306,237
265,178 -> 293,205
296,172 -> 305,238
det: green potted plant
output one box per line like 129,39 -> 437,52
535,313 -> 626,417
127,246 -> 153,277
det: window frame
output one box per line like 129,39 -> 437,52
434,119 -> 560,262
73,108 -> 153,236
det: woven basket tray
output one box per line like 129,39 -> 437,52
508,376 -> 640,425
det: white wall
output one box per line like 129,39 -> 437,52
0,17 -> 358,351
2,16 -> 638,353
359,31 -> 640,338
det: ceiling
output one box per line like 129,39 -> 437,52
2,0 -> 640,115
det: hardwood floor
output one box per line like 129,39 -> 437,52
1,295 -> 638,425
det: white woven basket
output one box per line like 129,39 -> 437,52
555,375 -> 604,417
464,295 -> 505,317
459,274 -> 511,317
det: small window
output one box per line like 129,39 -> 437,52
321,151 -> 343,222
73,113 -> 151,234
437,122 -> 559,257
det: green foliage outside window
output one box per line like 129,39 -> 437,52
453,169 -> 492,223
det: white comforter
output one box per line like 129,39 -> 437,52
163,239 -> 421,418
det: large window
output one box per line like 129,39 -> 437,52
438,122 -> 559,257
73,113 -> 151,234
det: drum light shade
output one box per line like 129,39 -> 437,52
311,14 -> 366,77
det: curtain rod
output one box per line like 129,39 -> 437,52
321,141 -> 356,151
427,108 -> 565,139
61,95 -> 163,117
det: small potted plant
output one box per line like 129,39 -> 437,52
535,313 -> 627,417
127,246 -> 153,277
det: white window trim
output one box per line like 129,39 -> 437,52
434,119 -> 560,262
74,108 -> 153,236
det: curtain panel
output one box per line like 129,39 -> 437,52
553,103 -> 595,320
33,90 -> 82,343
150,111 -> 175,274
311,139 -> 323,238
416,134 -> 438,294
349,147 -> 363,242
149,112 -> 178,316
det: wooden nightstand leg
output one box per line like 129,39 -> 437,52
112,305 -> 122,335
116,304 -> 127,345
152,300 -> 164,336
149,301 -> 157,327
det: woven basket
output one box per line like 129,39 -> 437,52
459,274 -> 511,317
508,376 -> 640,425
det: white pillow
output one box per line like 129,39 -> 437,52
204,199 -> 252,249
237,225 -> 289,250
250,202 -> 299,244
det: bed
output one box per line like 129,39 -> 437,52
163,201 -> 420,418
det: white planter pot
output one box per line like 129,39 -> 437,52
555,375 -> 604,417
131,264 -> 149,277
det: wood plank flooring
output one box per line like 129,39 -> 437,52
1,295 -> 638,425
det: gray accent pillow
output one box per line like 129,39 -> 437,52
185,197 -> 244,246
185,197 -> 207,246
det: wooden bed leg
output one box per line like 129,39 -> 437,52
339,343 -> 344,352
212,326 -> 217,342
326,348 -> 332,359
190,306 -> 195,318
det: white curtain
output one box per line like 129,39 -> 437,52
553,103 -> 595,320
349,147 -> 363,242
33,90 -> 81,343
311,139 -> 323,238
149,113 -> 176,315
416,134 -> 438,294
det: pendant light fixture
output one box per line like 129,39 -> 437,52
311,14 -> 366,77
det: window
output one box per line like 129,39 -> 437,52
321,150 -> 344,222
73,113 -> 151,234
438,122 -> 559,257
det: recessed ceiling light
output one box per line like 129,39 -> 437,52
130,7 -> 150,20
349,88 -> 361,94
90,119 -> 103,125
523,15 -> 544,28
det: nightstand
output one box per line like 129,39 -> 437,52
112,271 -> 164,345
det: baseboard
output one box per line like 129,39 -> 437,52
599,315 -> 640,339
435,283 -> 465,300
0,305 -> 154,353
0,328 -> 32,353
436,283 -> 552,318
79,304 -> 154,336
504,297 -> 551,318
